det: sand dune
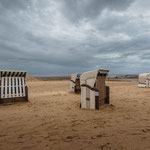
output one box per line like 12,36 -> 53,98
0,81 -> 150,150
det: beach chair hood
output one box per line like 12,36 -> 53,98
80,69 -> 109,88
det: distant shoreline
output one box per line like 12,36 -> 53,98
33,74 -> 138,82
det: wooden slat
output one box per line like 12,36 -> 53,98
9,77 -> 11,98
22,77 -> 25,96
5,77 -> 7,98
12,77 -> 15,97
1,78 -> 4,98
19,77 -> 22,97
16,77 -> 18,97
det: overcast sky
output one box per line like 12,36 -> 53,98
0,0 -> 150,76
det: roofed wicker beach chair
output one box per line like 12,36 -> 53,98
70,73 -> 81,93
80,69 -> 109,109
138,73 -> 150,88
0,70 -> 28,104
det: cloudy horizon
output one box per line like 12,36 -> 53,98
0,0 -> 150,76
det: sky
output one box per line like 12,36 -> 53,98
0,0 -> 150,76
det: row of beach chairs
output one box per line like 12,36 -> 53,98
70,69 -> 150,109
0,69 -> 149,109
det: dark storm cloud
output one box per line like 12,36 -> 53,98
59,0 -> 133,22
0,0 -> 150,75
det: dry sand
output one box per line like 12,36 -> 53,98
0,81 -> 150,150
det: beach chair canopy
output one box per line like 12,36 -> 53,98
0,70 -> 27,78
80,69 -> 109,88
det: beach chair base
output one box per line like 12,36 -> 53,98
0,87 -> 28,104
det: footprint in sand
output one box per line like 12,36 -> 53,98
62,135 -> 80,142
0,134 -> 7,137
18,134 -> 25,139
99,143 -> 111,149
130,132 -> 141,135
142,129 -> 150,133
91,134 -> 103,139
62,136 -> 73,142
22,145 -> 36,150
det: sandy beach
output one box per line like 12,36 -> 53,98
0,80 -> 150,150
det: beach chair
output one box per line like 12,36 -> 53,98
138,73 -> 150,88
0,70 -> 28,104
70,73 -> 81,93
80,69 -> 109,109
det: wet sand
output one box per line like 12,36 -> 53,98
0,81 -> 150,150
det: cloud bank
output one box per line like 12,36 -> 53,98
0,0 -> 150,75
